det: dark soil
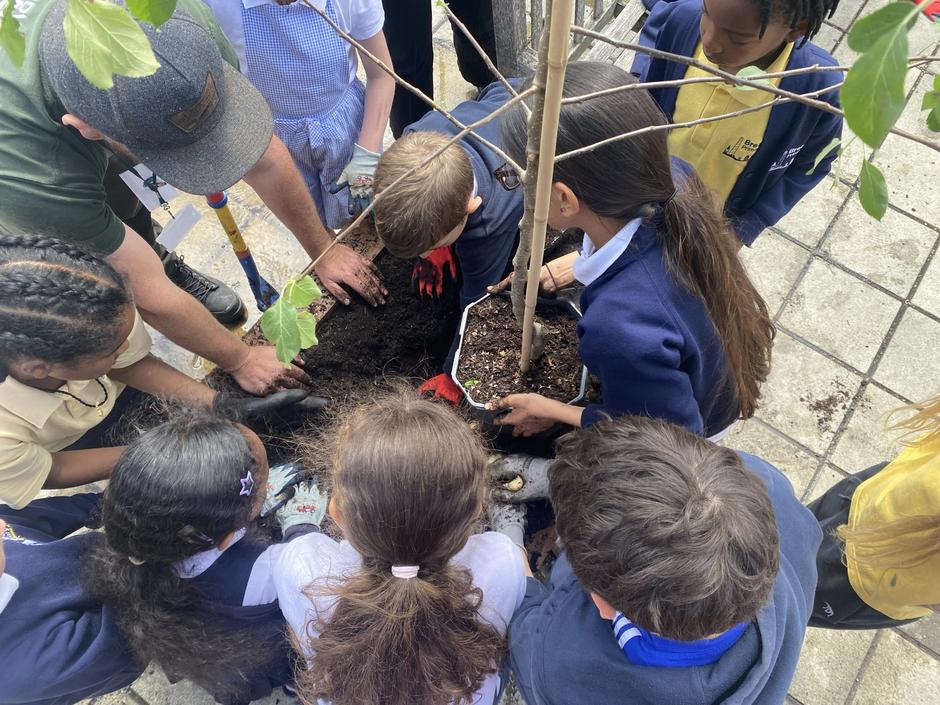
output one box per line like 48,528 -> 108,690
455,295 -> 583,406
800,383 -> 851,432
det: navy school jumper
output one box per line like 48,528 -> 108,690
631,0 -> 844,245
578,215 -> 738,437
508,452 -> 823,705
404,79 -> 524,311
0,494 -> 292,705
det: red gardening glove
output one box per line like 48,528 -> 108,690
418,374 -> 463,407
411,246 -> 457,299
922,0 -> 939,19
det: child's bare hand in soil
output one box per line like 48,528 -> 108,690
488,252 -> 578,296
488,393 -> 585,436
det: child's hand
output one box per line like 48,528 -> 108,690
332,144 -> 381,216
261,463 -> 307,518
411,246 -> 457,299
275,480 -> 328,534
487,252 -> 578,296
487,393 -> 561,437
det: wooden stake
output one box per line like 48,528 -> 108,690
516,0 -> 574,373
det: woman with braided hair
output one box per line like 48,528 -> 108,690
0,235 -> 325,509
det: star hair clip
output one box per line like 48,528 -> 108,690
239,470 -> 254,497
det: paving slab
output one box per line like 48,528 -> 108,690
829,383 -> 911,473
741,230 -> 813,315
789,627 -> 876,705
852,631 -> 940,705
874,307 -> 940,402
723,419 -> 820,496
773,176 -> 850,247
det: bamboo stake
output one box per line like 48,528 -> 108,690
516,0 -> 574,373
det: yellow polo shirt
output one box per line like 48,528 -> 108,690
0,311 -> 151,509
668,42 -> 794,204
846,436 -> 940,620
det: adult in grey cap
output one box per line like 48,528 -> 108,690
0,0 -> 386,395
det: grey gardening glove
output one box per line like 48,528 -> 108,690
486,500 -> 526,547
260,463 -> 306,518
213,389 -> 328,422
489,454 -> 552,503
275,479 -> 328,534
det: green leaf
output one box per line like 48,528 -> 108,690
733,65 -> 773,91
282,275 -> 322,308
296,311 -> 319,349
859,161 -> 889,220
260,298 -> 301,365
64,0 -> 160,90
806,137 -> 842,175
927,110 -> 940,133
846,2 -> 917,52
841,31 -> 909,148
125,0 -> 177,27
0,0 -> 25,66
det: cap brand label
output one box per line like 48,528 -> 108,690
168,72 -> 220,133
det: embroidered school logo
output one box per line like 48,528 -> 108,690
722,137 -> 761,163
822,601 -> 835,618
1,525 -> 39,546
770,146 -> 803,171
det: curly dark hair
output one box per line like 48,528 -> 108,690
757,0 -> 840,45
0,234 -> 131,381
82,412 -> 281,698
295,395 -> 504,705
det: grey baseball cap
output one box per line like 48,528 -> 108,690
39,0 -> 273,194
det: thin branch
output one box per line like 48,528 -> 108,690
441,2 -> 522,101
569,24 -> 940,155
297,0 -> 525,174
556,81 -> 844,161
302,86 -> 537,274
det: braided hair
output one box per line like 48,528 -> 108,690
757,0 -> 840,45
0,234 -> 131,381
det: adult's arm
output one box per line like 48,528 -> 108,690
355,31 -> 395,154
106,226 -> 312,394
241,136 -> 386,306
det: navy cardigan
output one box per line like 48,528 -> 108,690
632,0 -> 844,245
578,220 -> 738,436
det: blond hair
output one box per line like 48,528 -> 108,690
373,132 -> 474,257
836,393 -> 940,570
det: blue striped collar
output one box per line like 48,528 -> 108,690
611,611 -> 748,667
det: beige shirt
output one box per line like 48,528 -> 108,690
0,312 -> 151,509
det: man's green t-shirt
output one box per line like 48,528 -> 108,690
0,0 -> 240,254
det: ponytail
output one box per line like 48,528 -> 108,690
502,61 -> 774,420
661,175 -> 774,418
0,233 -> 130,381
297,394 -> 501,705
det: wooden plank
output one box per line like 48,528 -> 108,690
581,0 -> 645,63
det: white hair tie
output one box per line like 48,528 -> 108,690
391,565 -> 420,579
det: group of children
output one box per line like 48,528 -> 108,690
1,0 -> 938,703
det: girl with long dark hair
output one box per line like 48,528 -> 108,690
490,62 -> 774,440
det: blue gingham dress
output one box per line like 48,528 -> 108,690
242,0 -> 365,228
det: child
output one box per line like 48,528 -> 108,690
372,81 -> 524,401
489,63 -> 774,439
632,0 -> 843,246
808,393 -> 940,629
271,395 -> 528,705
0,234 -> 322,509
204,0 -> 395,224
509,416 -> 821,705
0,493 -> 142,705
83,412 -> 327,703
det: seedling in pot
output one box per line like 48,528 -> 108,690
260,275 -> 322,365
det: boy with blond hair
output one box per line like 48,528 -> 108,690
508,416 -> 821,705
373,81 -> 523,403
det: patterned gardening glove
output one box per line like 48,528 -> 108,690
418,373 -> 463,407
410,245 -> 457,299
274,479 -> 328,534
260,463 -> 306,518
486,500 -> 526,547
488,454 -> 552,503
331,144 -> 380,216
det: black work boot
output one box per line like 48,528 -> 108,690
159,247 -> 246,324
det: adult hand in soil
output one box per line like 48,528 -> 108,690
489,454 -> 552,503
314,243 -> 387,307
487,393 -> 582,437
487,252 -> 578,297
227,345 -> 314,394
411,246 -> 457,299
260,463 -> 307,518
213,389 -> 328,423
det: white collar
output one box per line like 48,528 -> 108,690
572,218 -> 642,286
0,573 -> 19,614
173,528 -> 247,579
